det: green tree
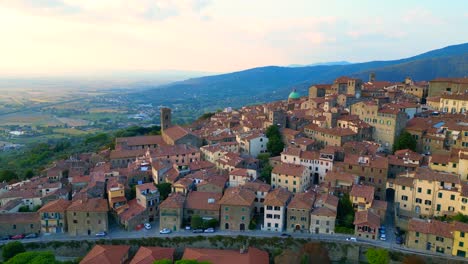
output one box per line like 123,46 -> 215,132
156,183 -> 172,200
366,248 -> 389,264
260,164 -> 273,184
249,218 -> 257,230
153,259 -> 172,264
452,213 -> 468,223
175,260 -> 211,264
256,153 -> 270,167
393,130 -> 417,152
267,136 -> 284,157
5,251 -> 57,264
24,169 -> 35,179
205,219 -> 218,228
2,241 -> 26,261
0,170 -> 18,183
191,215 -> 203,229
266,125 -> 280,138
18,205 -> 31,212
336,194 -> 354,229
265,125 -> 284,156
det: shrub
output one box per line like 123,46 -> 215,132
2,241 -> 25,261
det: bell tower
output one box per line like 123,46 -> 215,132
160,108 -> 172,131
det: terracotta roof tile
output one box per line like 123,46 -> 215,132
243,181 -> 271,193
272,163 -> 306,177
67,198 -> 108,212
81,245 -> 131,264
185,191 -> 222,211
136,183 -> 158,193
350,185 -> 375,202
110,149 -> 146,159
0,212 -> 39,224
159,192 -> 185,209
151,144 -> 199,157
38,199 -> 71,213
119,199 -> 146,221
288,192 -> 315,210
311,207 -> 337,217
219,187 -> 255,206
182,247 -> 269,264
116,135 -> 165,147
130,247 -> 175,264
264,188 -> 292,207
353,210 -> 380,228
163,125 -> 194,141
408,218 -> 453,238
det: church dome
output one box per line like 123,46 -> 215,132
288,89 -> 300,100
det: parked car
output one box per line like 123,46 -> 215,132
95,231 -> 107,237
25,233 -> 38,239
280,233 -> 291,238
394,227 -> 401,236
204,228 -> 215,233
159,228 -> 172,234
345,237 -> 357,242
10,234 -> 25,240
0,235 -> 9,240
192,229 -> 204,233
379,234 -> 387,241
185,226 -> 191,230
144,223 -> 152,230
396,236 -> 403,245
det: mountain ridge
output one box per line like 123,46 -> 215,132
131,43 -> 468,121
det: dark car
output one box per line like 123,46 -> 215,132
192,229 -> 204,233
0,235 -> 9,241
396,236 -> 403,245
280,233 -> 291,238
394,227 -> 401,236
25,233 -> 38,239
10,234 -> 25,240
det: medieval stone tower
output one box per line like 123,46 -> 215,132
160,107 -> 172,131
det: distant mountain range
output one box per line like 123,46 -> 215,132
132,43 -> 468,120
288,61 -> 351,67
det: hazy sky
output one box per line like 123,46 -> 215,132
0,0 -> 467,76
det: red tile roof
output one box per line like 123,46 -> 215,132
81,245 -> 130,264
311,207 -> 337,217
272,163 -> 306,177
353,210 -> 380,228
408,219 -> 453,238
182,247 -> 269,264
159,192 -> 185,209
350,185 -> 375,202
0,212 -> 39,224
163,125 -> 197,141
219,187 -> 255,206
38,199 -> 71,213
288,192 -> 315,210
264,188 -> 292,207
130,247 -> 175,264
116,136 -> 165,147
110,149 -> 146,159
185,191 -> 222,211
119,199 -> 146,221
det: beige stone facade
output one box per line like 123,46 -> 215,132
66,198 -> 109,236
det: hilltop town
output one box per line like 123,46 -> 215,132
1,75 -> 468,263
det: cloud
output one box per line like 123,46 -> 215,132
0,0 -> 213,22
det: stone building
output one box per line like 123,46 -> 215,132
66,198 -> 109,236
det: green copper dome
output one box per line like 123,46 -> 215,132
288,89 -> 300,100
